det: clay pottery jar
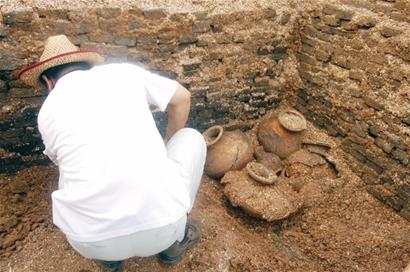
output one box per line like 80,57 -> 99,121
203,125 -> 254,179
257,110 -> 307,159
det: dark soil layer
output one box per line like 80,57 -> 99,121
0,162 -> 410,271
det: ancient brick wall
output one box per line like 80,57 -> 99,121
293,0 -> 410,219
0,7 -> 297,173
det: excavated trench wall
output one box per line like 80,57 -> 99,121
0,0 -> 409,221
0,6 -> 297,173
292,0 -> 410,220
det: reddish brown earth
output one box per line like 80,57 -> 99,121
0,124 -> 410,271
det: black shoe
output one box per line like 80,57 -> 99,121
159,220 -> 202,264
95,260 -> 124,272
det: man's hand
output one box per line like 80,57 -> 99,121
164,84 -> 191,144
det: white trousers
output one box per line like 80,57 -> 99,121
67,128 -> 206,261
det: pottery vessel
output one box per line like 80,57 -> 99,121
246,161 -> 277,185
257,110 -> 306,159
203,126 -> 254,179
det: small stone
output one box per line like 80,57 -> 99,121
280,12 -> 291,25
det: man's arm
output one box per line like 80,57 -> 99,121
164,84 -> 191,144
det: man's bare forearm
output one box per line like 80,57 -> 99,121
165,85 -> 191,142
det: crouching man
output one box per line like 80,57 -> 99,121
18,35 -> 206,271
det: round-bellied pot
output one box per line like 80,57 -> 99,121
257,110 -> 306,159
203,126 -> 254,179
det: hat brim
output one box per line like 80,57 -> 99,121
18,50 -> 104,90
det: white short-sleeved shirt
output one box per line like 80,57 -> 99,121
37,63 -> 190,242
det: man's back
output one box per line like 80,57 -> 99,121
38,63 -> 190,242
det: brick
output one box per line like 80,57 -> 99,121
196,39 -> 208,47
97,8 -> 121,19
183,63 -> 201,73
363,97 -> 384,111
299,71 -> 328,86
331,51 -> 351,69
368,125 -> 381,137
9,88 -> 39,98
392,150 -> 409,165
89,32 -> 114,43
179,35 -> 197,45
322,4 -> 354,20
297,52 -> 318,66
349,70 -> 364,81
233,34 -> 245,43
375,137 -> 393,153
356,16 -> 377,29
192,20 -> 211,33
128,21 -> 140,31
257,45 -> 274,55
0,51 -> 27,71
315,49 -> 331,62
272,47 -> 288,60
323,15 -> 341,27
380,25 -> 403,38
301,43 -> 315,55
3,10 -> 33,26
216,35 -> 231,44
143,9 -> 166,19
114,36 -> 137,47
387,134 -> 407,150
300,34 -> 317,47
304,26 -> 332,42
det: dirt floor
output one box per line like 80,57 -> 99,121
1,123 -> 410,272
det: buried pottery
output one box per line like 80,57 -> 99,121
203,125 -> 254,179
257,109 -> 307,159
246,161 -> 278,185
221,169 -> 303,221
254,146 -> 282,172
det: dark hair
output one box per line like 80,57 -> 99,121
40,61 -> 92,87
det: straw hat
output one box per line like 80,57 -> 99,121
18,35 -> 104,89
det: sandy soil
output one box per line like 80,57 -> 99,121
1,121 -> 410,271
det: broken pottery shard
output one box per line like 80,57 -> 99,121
254,146 -> 282,171
287,149 -> 326,167
222,170 -> 302,221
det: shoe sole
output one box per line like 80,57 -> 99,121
159,221 -> 201,264
158,235 -> 200,264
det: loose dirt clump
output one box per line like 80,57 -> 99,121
222,170 -> 303,221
